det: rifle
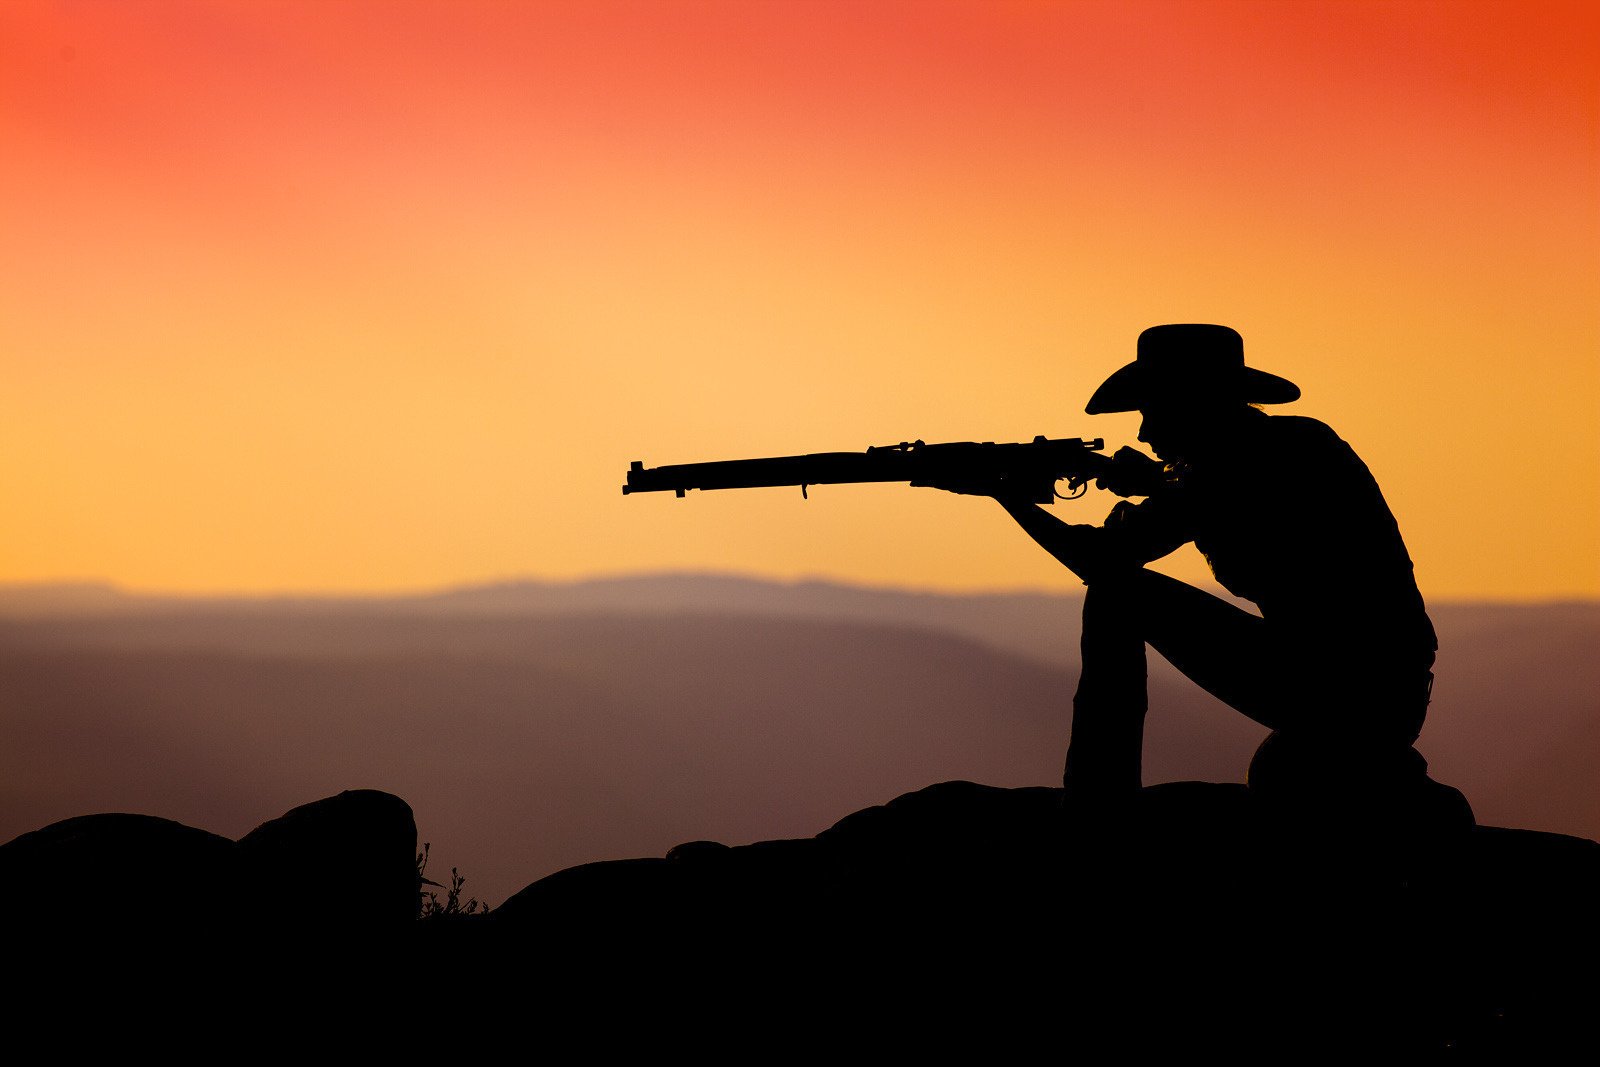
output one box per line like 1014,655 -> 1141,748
622,435 -> 1109,505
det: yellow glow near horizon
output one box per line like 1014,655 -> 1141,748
2,1 -> 1596,600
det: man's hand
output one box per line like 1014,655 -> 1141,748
1094,446 -> 1167,498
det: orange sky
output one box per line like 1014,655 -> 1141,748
2,0 -> 1596,600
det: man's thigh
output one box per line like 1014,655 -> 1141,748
1112,570 -> 1427,738
1108,570 -> 1288,729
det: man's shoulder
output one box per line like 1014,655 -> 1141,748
1251,413 -> 1382,490
1254,413 -> 1353,454
1258,412 -> 1339,438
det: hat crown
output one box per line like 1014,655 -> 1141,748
1135,324 -> 1244,374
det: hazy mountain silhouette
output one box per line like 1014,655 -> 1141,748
1,575 -> 1594,904
0,573 -> 1083,664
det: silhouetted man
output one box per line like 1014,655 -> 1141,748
935,325 -> 1459,825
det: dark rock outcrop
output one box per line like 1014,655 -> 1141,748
0,813 -> 242,924
491,779 -> 1600,1054
5,777 -> 1595,1053
0,789 -> 417,926
238,789 -> 418,924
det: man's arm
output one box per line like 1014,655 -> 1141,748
995,499 -> 1106,581
994,489 -> 1194,584
922,444 -> 1194,582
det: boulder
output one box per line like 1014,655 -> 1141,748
0,789 -> 420,927
238,789 -> 418,923
0,813 -> 241,925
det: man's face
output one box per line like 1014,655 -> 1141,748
1137,397 -> 1247,463
1137,402 -> 1207,463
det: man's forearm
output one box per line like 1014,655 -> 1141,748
997,499 -> 1109,583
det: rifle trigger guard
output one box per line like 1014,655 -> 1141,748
1056,477 -> 1089,501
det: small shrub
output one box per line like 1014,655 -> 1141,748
416,841 -> 490,918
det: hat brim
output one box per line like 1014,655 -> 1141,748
1085,362 -> 1301,415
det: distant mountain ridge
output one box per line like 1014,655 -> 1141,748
0,572 -> 1078,617
6,572 -> 1597,671
0,573 -> 1087,669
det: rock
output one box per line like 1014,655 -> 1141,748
0,813 -> 241,924
0,789 -> 421,927
238,789 -> 418,923
488,779 -> 1600,1053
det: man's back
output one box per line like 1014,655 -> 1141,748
1184,411 -> 1434,651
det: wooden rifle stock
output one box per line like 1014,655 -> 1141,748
623,436 -> 1108,503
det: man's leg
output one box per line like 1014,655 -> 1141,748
1062,580 -> 1148,802
1134,572 -> 1285,731
1063,570 -> 1276,802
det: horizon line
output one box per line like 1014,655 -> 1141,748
1,570 -> 1596,608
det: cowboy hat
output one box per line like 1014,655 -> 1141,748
1084,324 -> 1301,415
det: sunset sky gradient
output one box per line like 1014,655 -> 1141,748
3,0 -> 1596,599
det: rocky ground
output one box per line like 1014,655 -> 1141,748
4,781 -> 1596,1055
